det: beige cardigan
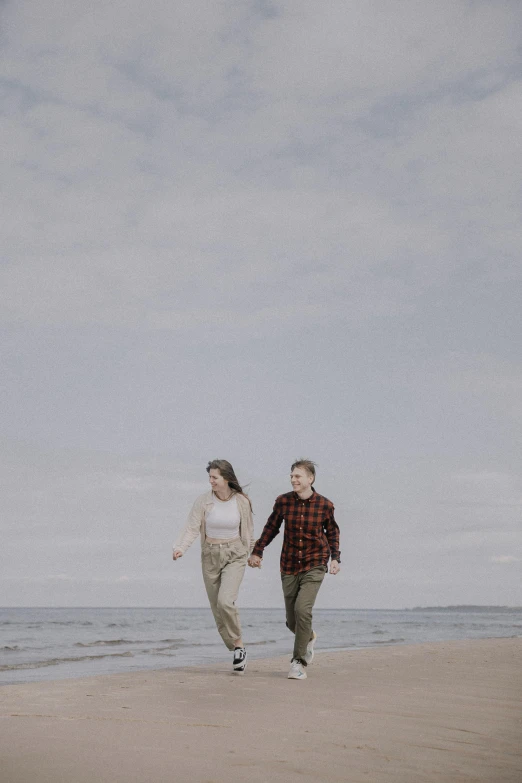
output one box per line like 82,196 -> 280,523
173,490 -> 254,555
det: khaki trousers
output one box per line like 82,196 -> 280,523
281,566 -> 326,662
201,539 -> 248,650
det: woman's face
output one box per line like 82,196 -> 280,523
209,469 -> 228,493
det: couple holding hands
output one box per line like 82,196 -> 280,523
172,458 -> 341,680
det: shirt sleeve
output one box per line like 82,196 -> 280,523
251,497 -> 284,558
323,503 -> 341,563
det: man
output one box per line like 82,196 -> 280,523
248,459 -> 340,680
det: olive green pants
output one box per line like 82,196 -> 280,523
281,566 -> 326,662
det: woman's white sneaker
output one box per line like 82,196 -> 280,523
303,631 -> 317,665
233,647 -> 247,673
288,659 -> 307,680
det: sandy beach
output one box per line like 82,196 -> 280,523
1,637 -> 521,783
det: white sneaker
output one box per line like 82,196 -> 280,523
288,659 -> 307,680
233,647 -> 247,673
303,631 -> 317,665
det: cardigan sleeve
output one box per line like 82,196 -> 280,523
173,495 -> 205,554
240,495 -> 255,553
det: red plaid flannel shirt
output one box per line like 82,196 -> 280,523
252,490 -> 341,575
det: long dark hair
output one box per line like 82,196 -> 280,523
206,459 -> 252,509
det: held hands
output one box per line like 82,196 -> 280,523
247,554 -> 337,572
172,549 -> 183,560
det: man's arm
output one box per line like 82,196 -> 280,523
324,504 -> 341,574
249,498 -> 284,563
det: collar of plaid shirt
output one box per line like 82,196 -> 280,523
293,489 -> 316,502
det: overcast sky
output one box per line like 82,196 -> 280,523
1,0 -> 521,609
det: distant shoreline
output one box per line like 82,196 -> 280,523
2,604 -> 522,611
409,605 -> 522,611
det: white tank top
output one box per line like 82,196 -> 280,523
205,494 -> 241,539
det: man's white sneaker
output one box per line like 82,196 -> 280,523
303,631 -> 317,665
233,647 -> 247,673
288,659 -> 307,680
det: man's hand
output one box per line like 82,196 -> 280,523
329,560 -> 340,575
172,549 -> 183,560
248,554 -> 262,568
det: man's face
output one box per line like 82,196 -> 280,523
290,467 -> 314,494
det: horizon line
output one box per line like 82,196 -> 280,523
1,604 -> 521,611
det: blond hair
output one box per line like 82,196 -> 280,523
291,458 -> 317,480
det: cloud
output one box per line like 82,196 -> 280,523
2,1 -> 521,334
491,556 -> 522,564
248,1 -> 519,100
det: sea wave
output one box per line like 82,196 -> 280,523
0,621 -> 93,627
75,639 -> 147,647
0,651 -> 134,672
106,620 -> 155,627
373,638 -> 405,644
159,638 -> 185,643
148,641 -> 214,652
248,639 -> 277,646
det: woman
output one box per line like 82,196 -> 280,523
172,460 -> 254,673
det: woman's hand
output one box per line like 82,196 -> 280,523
172,549 -> 183,560
248,554 -> 262,568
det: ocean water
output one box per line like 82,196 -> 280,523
1,606 -> 521,685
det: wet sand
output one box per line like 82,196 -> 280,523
1,638 -> 521,783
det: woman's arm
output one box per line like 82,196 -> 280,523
172,495 -> 205,555
238,494 -> 255,553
